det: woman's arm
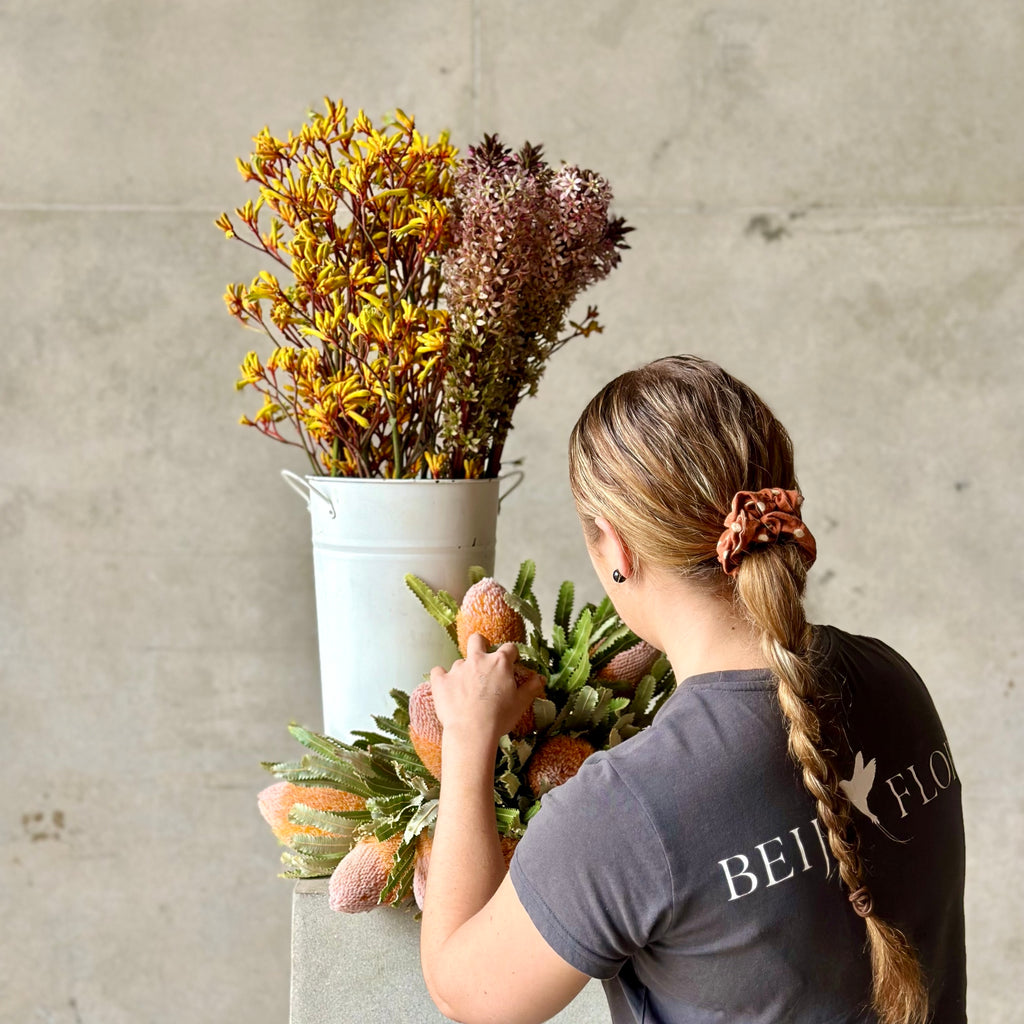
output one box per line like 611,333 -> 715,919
419,634 -> 590,1024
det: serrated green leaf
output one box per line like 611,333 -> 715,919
279,849 -> 340,877
261,759 -> 352,786
650,656 -> 671,683
467,564 -> 487,586
368,713 -> 410,741
565,686 -> 600,730
646,679 -> 676,721
631,674 -> 655,716
368,814 -> 410,842
502,589 -> 541,632
287,723 -> 354,764
590,687 -> 616,725
367,792 -> 419,820
403,798 -> 439,842
569,657 -> 593,692
404,573 -> 459,645
512,559 -> 536,599
610,710 -> 635,732
288,804 -> 370,836
516,642 -> 549,675
554,581 -> 574,633
606,696 -> 630,717
297,754 -> 376,796
387,748 -> 439,780
551,608 -> 592,690
380,838 -> 416,904
523,800 -> 543,823
498,770 -> 520,798
495,806 -> 524,836
590,595 -> 615,624
531,698 -> 557,731
588,627 -> 639,672
551,623 -> 567,657
288,833 -> 354,857
349,730 -> 392,746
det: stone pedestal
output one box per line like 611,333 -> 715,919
289,879 -> 613,1023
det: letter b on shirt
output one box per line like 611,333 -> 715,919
719,854 -> 758,900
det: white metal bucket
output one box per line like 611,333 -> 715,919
281,472 -> 522,740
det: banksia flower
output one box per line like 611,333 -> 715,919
328,835 -> 403,913
500,835 -> 519,868
597,641 -> 660,687
409,680 -> 444,780
526,735 -> 594,796
258,781 -> 366,844
456,577 -> 526,655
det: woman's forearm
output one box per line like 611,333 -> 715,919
420,729 -> 506,996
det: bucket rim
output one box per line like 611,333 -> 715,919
298,475 -> 501,486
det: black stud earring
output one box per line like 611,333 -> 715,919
612,569 -> 626,584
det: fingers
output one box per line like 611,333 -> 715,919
465,631 -> 489,657
497,641 -> 520,663
466,633 -> 519,663
524,670 -> 546,696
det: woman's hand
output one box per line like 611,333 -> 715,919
430,632 -> 545,750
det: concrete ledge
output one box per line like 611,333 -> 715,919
290,879 -> 612,1023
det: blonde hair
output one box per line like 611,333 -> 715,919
568,355 -> 927,1024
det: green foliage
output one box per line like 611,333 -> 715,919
404,573 -> 459,647
259,558 -> 676,907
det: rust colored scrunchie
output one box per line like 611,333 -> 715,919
716,488 -> 817,576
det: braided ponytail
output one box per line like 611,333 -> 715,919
734,544 -> 928,1024
568,355 -> 930,1024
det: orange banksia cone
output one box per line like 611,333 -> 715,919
456,578 -> 526,655
257,781 -> 366,844
596,640 -> 660,686
328,835 -> 403,913
500,835 -> 520,868
526,735 -> 595,796
409,680 -> 444,780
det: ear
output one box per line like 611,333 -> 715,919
593,517 -> 633,578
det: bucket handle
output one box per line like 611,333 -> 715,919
280,470 -> 336,518
498,469 -> 525,507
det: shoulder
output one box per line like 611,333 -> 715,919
814,623 -> 924,682
812,624 -> 943,729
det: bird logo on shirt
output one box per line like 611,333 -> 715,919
840,751 -> 908,844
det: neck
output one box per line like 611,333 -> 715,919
636,569 -> 768,684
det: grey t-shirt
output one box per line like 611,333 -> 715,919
509,625 -> 966,1023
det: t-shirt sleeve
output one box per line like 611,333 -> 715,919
508,750 -> 674,979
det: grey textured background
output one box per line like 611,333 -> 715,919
1,2 -> 1021,1022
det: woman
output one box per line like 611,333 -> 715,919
420,355 -> 966,1024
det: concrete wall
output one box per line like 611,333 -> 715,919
0,2 -> 1019,1021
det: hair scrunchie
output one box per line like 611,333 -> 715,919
716,488 -> 817,577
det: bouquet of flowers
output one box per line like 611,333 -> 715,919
217,99 -> 631,478
257,560 -> 675,913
